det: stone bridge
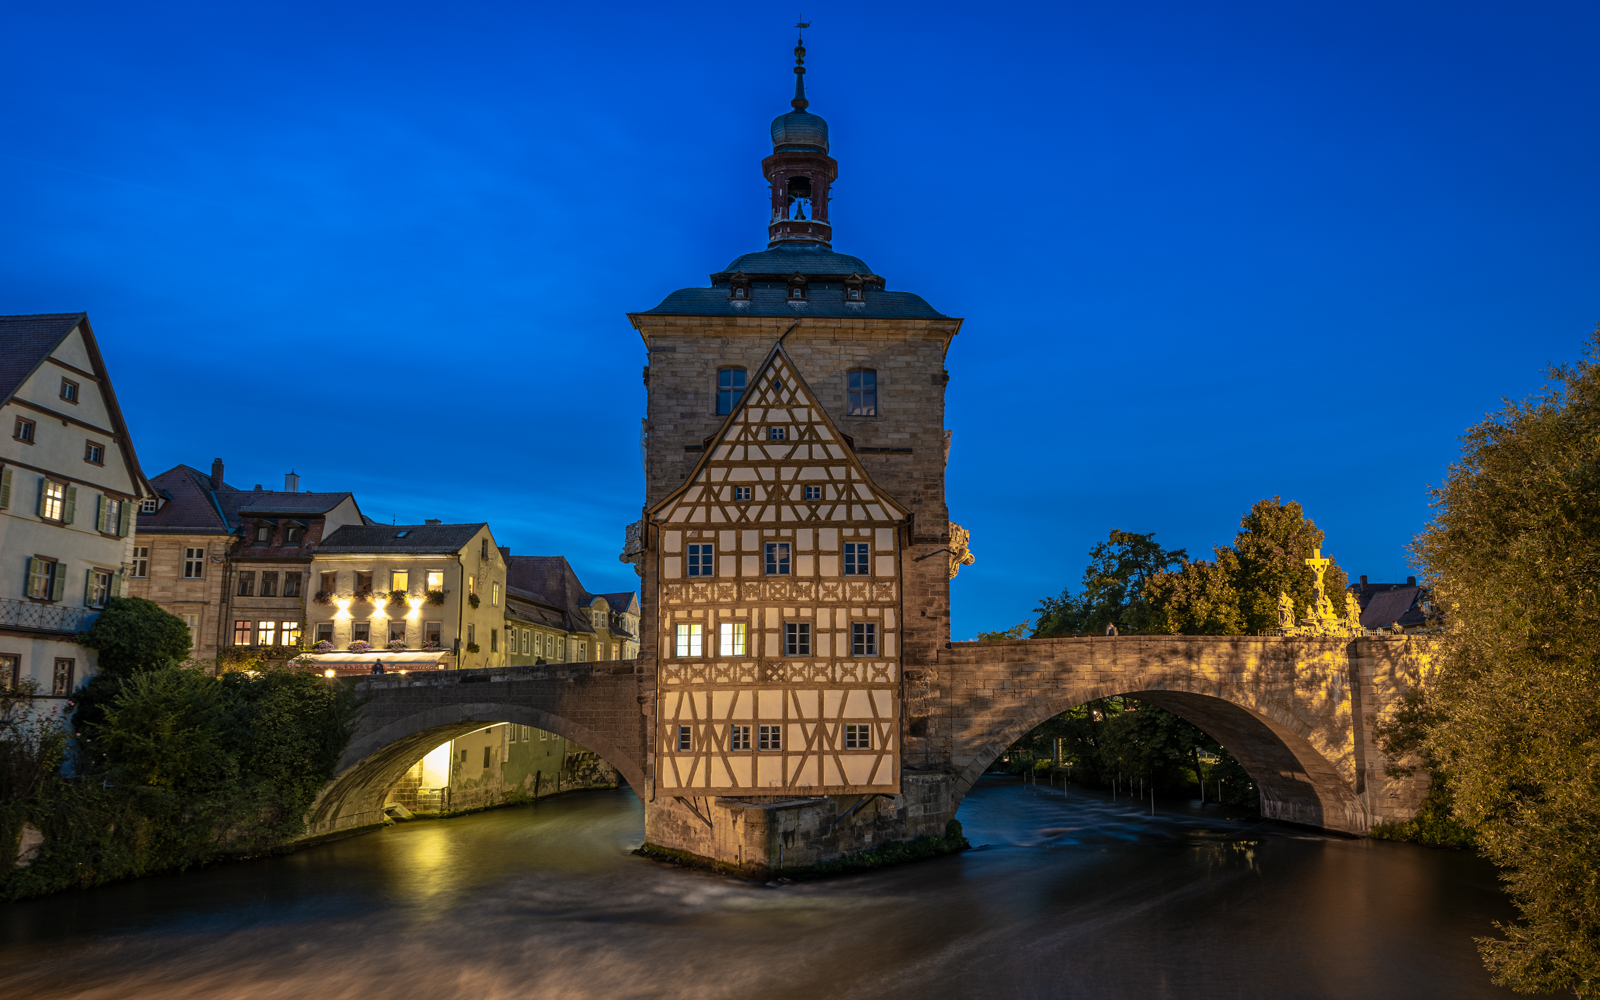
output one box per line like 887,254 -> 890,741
305,635 -> 1433,854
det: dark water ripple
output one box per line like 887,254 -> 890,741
0,776 -> 1537,1000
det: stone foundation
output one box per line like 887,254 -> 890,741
642,771 -> 957,877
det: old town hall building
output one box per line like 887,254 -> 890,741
630,37 -> 963,819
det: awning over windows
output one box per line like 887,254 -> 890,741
309,651 -> 453,675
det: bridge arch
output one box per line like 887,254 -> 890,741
936,636 -> 1375,834
305,664 -> 649,839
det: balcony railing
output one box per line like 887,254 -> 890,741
0,597 -> 100,636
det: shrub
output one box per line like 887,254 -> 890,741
80,598 -> 191,677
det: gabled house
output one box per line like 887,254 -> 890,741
130,461 -> 364,661
1350,575 -> 1431,633
0,314 -> 151,697
503,555 -> 638,663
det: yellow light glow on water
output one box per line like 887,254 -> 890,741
406,597 -> 424,621
420,741 -> 451,788
333,598 -> 352,621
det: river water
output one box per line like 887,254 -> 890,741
0,777 -> 1530,1000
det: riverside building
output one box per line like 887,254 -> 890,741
0,314 -> 152,698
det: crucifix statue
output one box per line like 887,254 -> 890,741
1305,547 -> 1336,621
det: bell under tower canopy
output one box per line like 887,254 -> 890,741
765,28 -> 838,249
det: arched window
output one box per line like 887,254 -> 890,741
717,368 -> 746,415
848,369 -> 877,417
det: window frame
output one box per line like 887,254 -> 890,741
13,417 -> 34,444
803,485 -> 821,501
233,620 -> 251,646
851,621 -> 879,656
764,542 -> 791,576
236,571 -> 255,597
674,622 -> 704,658
0,654 -> 19,691
783,621 -> 812,656
677,725 -> 692,752
768,426 -> 786,441
83,440 -> 105,465
182,547 -> 205,579
729,724 -> 751,751
847,368 -> 878,417
52,657 -> 74,696
715,368 -> 747,416
140,497 -> 158,513
758,725 -> 782,751
843,542 -> 870,576
734,486 -> 752,501
25,556 -> 57,601
686,543 -> 714,578
130,546 -> 149,578
719,621 -> 747,657
59,378 -> 79,403
259,571 -> 279,597
256,621 -> 277,646
844,724 -> 872,750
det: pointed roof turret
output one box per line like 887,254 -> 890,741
765,24 -> 837,247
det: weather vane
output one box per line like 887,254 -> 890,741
796,16 -> 810,41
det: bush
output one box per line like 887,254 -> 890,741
1,666 -> 358,901
80,598 -> 191,677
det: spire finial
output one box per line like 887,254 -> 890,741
791,18 -> 811,111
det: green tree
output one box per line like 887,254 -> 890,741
1414,329 -> 1600,995
80,597 -> 192,676
1034,530 -> 1187,636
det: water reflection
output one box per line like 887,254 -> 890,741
0,777 -> 1534,999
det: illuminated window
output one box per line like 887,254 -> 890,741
426,570 -> 444,590
729,724 -> 751,751
675,622 -> 703,657
392,570 -> 409,592
765,543 -> 790,576
492,582 -> 500,606
39,480 -> 65,521
845,724 -> 872,749
852,622 -> 878,656
257,621 -> 277,646
233,620 -> 251,645
719,621 -> 747,657
843,542 -> 870,576
848,369 -> 877,417
282,622 -> 302,646
716,368 -> 746,415
687,544 -> 714,577
758,725 -> 782,751
783,622 -> 811,656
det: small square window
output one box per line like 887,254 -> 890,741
140,498 -> 157,513
783,621 -> 811,656
803,485 -> 821,501
729,724 -> 751,751
426,570 -> 444,590
843,542 -> 870,576
769,426 -> 786,441
734,486 -> 752,501
852,621 -> 878,656
845,724 -> 872,750
677,725 -> 692,752
13,418 -> 34,443
59,379 -> 78,402
84,441 -> 104,464
758,725 -> 783,751
687,543 -> 714,577
765,542 -> 790,576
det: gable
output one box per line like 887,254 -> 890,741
650,346 -> 905,528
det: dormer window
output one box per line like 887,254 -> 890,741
845,273 -> 866,302
728,272 -> 751,301
733,287 -> 748,299
253,525 -> 272,544
787,272 -> 808,300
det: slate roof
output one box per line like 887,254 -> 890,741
1351,581 -> 1430,630
225,492 -> 354,518
504,556 -> 639,639
505,588 -> 575,631
139,465 -> 359,535
719,244 -> 868,277
599,592 -> 640,616
0,313 -> 84,406
0,313 -> 151,499
317,523 -> 486,553
641,284 -> 945,319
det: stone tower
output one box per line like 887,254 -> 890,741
626,34 -> 964,871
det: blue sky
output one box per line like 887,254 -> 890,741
3,1 -> 1597,638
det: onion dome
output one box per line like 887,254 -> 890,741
771,109 -> 829,153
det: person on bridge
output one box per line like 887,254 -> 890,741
1105,623 -> 1118,636
371,659 -> 385,675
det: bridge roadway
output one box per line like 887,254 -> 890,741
305,635 -> 1434,861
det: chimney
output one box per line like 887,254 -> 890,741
424,518 -> 441,525
254,484 -> 264,491
1359,575 -> 1367,587
499,546 -> 511,560
284,470 -> 300,493
210,458 -> 224,491
1406,576 -> 1417,586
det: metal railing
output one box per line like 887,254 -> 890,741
0,596 -> 99,636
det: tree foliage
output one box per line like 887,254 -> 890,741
1414,329 -> 1600,996
2,666 -> 358,901
80,597 -> 193,677
1030,499 -> 1351,639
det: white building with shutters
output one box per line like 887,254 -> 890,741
0,314 -> 150,700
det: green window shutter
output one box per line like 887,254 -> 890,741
95,494 -> 105,533
62,486 -> 75,525
0,467 -> 11,510
22,557 -> 33,598
49,564 -> 66,602
117,501 -> 130,537
112,570 -> 124,601
35,478 -> 45,517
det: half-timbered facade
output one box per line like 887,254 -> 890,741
649,347 -> 907,796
